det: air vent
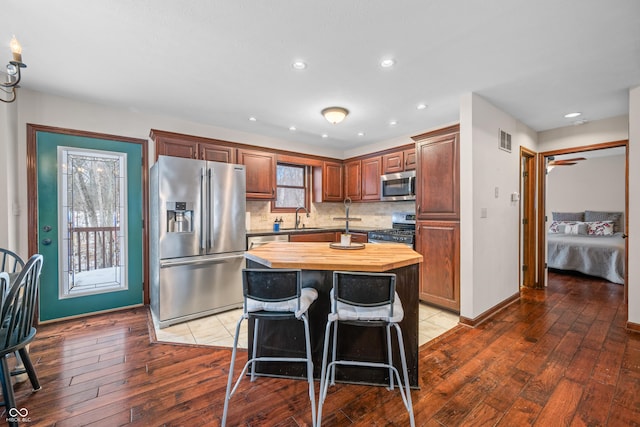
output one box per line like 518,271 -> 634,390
499,129 -> 512,153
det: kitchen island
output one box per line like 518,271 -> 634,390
244,241 -> 423,387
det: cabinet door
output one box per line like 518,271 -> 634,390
382,151 -> 405,174
404,148 -> 416,171
323,161 -> 344,202
350,232 -> 368,243
156,139 -> 197,159
361,156 -> 381,201
289,232 -> 336,242
415,132 -> 459,220
237,148 -> 276,199
200,143 -> 235,163
344,160 -> 362,201
415,221 -> 460,312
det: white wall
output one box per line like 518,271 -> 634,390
629,86 -> 640,325
459,93 -> 537,320
538,115 -> 629,150
546,154 -> 626,224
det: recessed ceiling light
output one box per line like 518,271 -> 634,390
416,103 -> 427,110
292,61 -> 307,70
564,112 -> 582,118
357,132 -> 365,137
289,126 -> 296,131
321,134 -> 328,138
380,58 -> 395,68
389,120 -> 398,126
248,116 -> 257,122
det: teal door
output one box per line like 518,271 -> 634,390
36,131 -> 144,321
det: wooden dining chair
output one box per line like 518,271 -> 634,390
0,254 -> 43,427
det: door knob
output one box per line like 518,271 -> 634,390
41,238 -> 52,246
43,225 -> 52,232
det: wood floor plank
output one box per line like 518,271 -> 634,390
7,273 -> 637,426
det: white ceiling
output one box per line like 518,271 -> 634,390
5,0 -> 640,151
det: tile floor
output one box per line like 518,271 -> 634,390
153,303 -> 460,349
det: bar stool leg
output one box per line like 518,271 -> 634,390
317,318 -> 335,426
250,318 -> 260,382
222,316 -> 245,427
385,324 -> 394,391
301,314 -> 317,427
394,323 -> 415,427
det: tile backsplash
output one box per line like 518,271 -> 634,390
246,200 -> 416,231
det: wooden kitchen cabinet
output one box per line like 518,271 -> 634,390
361,156 -> 381,200
412,125 -> 460,312
151,129 -> 235,163
414,129 -> 459,221
237,148 -> 276,200
344,160 -> 362,201
415,221 -> 460,312
348,232 -> 368,243
382,148 -> 416,173
344,156 -> 381,202
289,232 -> 336,242
314,161 -> 343,202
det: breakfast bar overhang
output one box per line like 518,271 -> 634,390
244,241 -> 423,387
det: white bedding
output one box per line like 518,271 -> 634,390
547,232 -> 625,284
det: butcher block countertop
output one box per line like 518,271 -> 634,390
245,241 -> 422,272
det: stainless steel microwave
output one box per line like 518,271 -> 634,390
380,170 -> 416,201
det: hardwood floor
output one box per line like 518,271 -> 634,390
7,272 -> 640,426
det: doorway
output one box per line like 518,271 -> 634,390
536,140 -> 629,302
27,125 -> 149,322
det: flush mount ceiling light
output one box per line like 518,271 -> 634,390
416,103 -> 427,110
321,107 -> 349,124
380,58 -> 395,68
292,60 -> 307,70
1,36 -> 27,103
564,112 -> 582,118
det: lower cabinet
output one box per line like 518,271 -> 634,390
415,220 -> 460,312
289,232 -> 337,242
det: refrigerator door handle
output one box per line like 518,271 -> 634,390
208,167 -> 214,251
160,254 -> 245,268
200,167 -> 207,251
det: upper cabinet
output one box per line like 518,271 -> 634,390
237,148 -> 277,200
344,156 -> 382,202
413,127 -> 460,220
382,148 -> 416,174
314,161 -> 344,202
151,129 -> 235,163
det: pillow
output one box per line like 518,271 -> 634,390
564,222 -> 588,235
552,212 -> 584,222
584,210 -> 623,233
549,220 -> 577,233
586,221 -> 614,236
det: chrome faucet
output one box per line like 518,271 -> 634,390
295,206 -> 309,230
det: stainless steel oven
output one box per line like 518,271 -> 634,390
368,212 -> 416,248
380,170 -> 416,201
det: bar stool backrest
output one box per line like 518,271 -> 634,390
333,271 -> 396,316
0,248 -> 25,274
242,269 -> 302,311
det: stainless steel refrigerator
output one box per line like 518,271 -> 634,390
150,156 -> 246,328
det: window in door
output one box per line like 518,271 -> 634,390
59,147 -> 128,298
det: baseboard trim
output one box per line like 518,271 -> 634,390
459,292 -> 520,327
626,321 -> 640,333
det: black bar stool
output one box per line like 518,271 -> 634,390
222,268 -> 318,426
317,271 -> 414,426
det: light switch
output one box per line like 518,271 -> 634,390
494,187 -> 499,198
481,207 -> 488,218
511,192 -> 520,202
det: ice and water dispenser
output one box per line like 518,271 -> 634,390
166,201 -> 193,233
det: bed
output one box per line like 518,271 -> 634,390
547,210 -> 625,284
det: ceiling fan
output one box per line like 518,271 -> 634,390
547,156 -> 586,166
